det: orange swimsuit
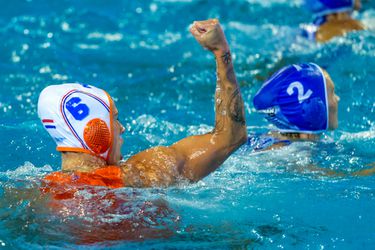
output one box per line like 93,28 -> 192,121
40,166 -> 177,244
41,166 -> 125,199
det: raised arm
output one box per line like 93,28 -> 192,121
170,19 -> 247,181
120,19 -> 247,187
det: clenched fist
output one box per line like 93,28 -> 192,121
190,19 -> 229,53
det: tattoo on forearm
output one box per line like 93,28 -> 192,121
221,51 -> 231,65
226,67 -> 236,85
214,50 -> 245,130
216,63 -> 236,86
213,87 -> 225,132
228,88 -> 245,125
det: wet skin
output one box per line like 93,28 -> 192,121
107,105 -> 125,165
324,71 -> 340,130
316,0 -> 364,43
118,19 -> 247,187
60,19 -> 247,187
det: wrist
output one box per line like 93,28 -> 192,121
213,45 -> 230,57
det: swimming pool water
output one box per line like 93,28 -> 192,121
0,0 -> 374,249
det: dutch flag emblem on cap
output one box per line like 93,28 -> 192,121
42,119 -> 56,129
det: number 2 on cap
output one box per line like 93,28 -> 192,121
66,97 -> 90,120
287,81 -> 313,104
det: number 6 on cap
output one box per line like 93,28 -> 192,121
66,97 -> 90,120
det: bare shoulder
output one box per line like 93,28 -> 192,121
345,19 -> 365,30
317,19 -> 365,42
119,146 -> 186,187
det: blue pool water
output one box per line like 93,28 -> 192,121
0,0 -> 374,248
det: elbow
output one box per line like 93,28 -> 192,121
224,125 -> 248,153
239,128 -> 248,145
181,168 -> 207,183
186,174 -> 202,183
214,124 -> 248,149
236,126 -> 248,148
235,123 -> 247,146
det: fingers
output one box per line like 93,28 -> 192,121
196,24 -> 207,34
189,24 -> 202,40
196,19 -> 218,31
195,19 -> 219,26
189,19 -> 225,51
190,22 -> 206,37
190,19 -> 219,36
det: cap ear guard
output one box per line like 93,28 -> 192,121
264,109 -> 300,131
301,97 -> 327,130
83,118 -> 111,154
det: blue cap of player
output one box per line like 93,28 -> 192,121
253,63 -> 328,134
304,0 -> 355,17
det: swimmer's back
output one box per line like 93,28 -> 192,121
316,19 -> 364,42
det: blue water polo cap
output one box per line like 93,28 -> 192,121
253,63 -> 328,134
304,0 -> 355,17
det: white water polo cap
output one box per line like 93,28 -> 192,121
38,83 -> 114,161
